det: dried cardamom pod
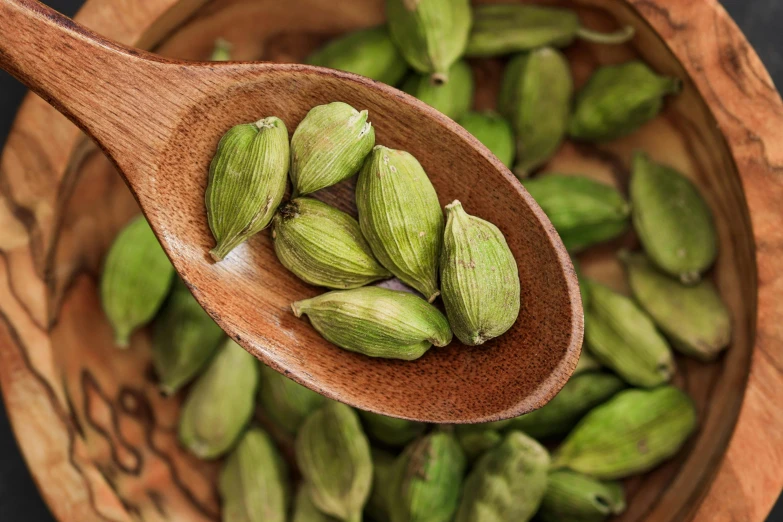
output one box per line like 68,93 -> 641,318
455,426 -> 503,463
389,431 -> 466,522
306,26 -> 408,85
630,152 -> 717,283
290,102 -> 376,196
219,428 -> 289,522
622,251 -> 730,361
574,350 -> 601,376
458,111 -> 515,168
569,61 -> 681,142
402,61 -> 474,120
100,215 -> 174,347
296,402 -> 373,522
152,279 -> 224,395
455,431 -> 550,522
584,279 -> 675,387
356,146 -> 444,301
523,175 -> 630,252
538,470 -> 626,522
272,198 -> 391,289
178,339 -> 259,459
366,449 -> 396,522
386,0 -> 472,84
294,487 -> 341,522
258,363 -> 326,434
553,386 -> 697,479
206,116 -> 289,260
359,410 -> 427,447
292,287 -> 452,360
499,48 -> 573,177
466,4 -> 634,57
210,38 -> 232,61
441,200 -> 520,345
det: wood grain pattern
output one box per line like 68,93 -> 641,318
0,0 -> 780,521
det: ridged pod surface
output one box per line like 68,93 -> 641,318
538,470 -> 626,522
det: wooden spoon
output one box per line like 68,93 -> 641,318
0,0 -> 582,423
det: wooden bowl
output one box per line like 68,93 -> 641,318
0,0 -> 781,521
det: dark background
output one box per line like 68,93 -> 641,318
0,0 -> 781,520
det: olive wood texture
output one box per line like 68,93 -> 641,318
0,0 -> 781,521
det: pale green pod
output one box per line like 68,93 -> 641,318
366,449 -> 396,522
100,215 -> 174,347
538,470 -> 626,522
359,410 -> 427,447
630,152 -> 718,283
402,61 -> 474,120
294,487 -> 341,522
178,339 -> 259,459
441,200 -> 520,345
290,102 -> 376,196
356,146 -> 444,301
454,431 -> 550,522
457,111 -> 515,168
455,426 -> 503,463
523,175 -> 630,252
296,402 -> 373,522
584,280 -> 675,387
206,117 -> 289,260
258,364 -> 326,434
386,0 -> 472,84
499,48 -> 573,177
569,61 -> 681,142
219,428 -> 289,522
553,386 -> 697,479
292,287 -> 452,360
574,350 -> 601,376
152,279 -> 224,395
272,198 -> 391,289
389,431 -> 466,522
306,26 -> 408,85
210,38 -> 232,61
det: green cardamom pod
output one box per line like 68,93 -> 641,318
455,431 -> 550,522
389,431 -> 466,522
441,200 -> 520,345
366,449 -> 396,522
296,402 -> 373,522
272,198 -> 391,289
290,102 -> 376,196
522,175 -> 630,252
178,339 -> 259,459
499,48 -> 573,177
210,38 -> 232,61
574,350 -> 601,376
506,373 -> 625,439
455,426 -> 503,463
258,364 -> 326,434
538,470 -> 626,522
356,146 -> 444,301
306,26 -> 408,85
553,386 -> 697,479
584,279 -> 675,387
100,215 -> 174,347
569,61 -> 681,142
386,0 -> 472,84
206,116 -> 289,260
630,152 -> 717,284
152,279 -> 224,395
294,487 -> 341,522
402,61 -> 474,120
359,410 -> 427,447
292,287 -> 452,360
621,251 -> 730,361
572,256 -> 591,311
466,4 -> 634,57
457,111 -> 515,168
219,428 -> 289,522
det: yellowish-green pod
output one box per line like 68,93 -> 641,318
359,410 -> 427,447
206,117 -> 289,260
553,386 -> 697,479
386,0 -> 472,84
100,215 -> 174,347
293,487 -> 341,522
306,26 -> 408,85
457,111 -> 515,168
296,402 -> 373,522
574,350 -> 601,376
290,102 -> 376,196
272,198 -> 391,289
356,146 -> 444,301
630,152 -> 717,284
210,38 -> 232,61
366,449 -> 396,522
292,287 -> 452,360
219,428 -> 289,522
402,61 -> 474,120
455,426 -> 503,463
538,470 -> 626,522
178,339 -> 259,459
441,200 -> 520,345
258,364 -> 326,434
